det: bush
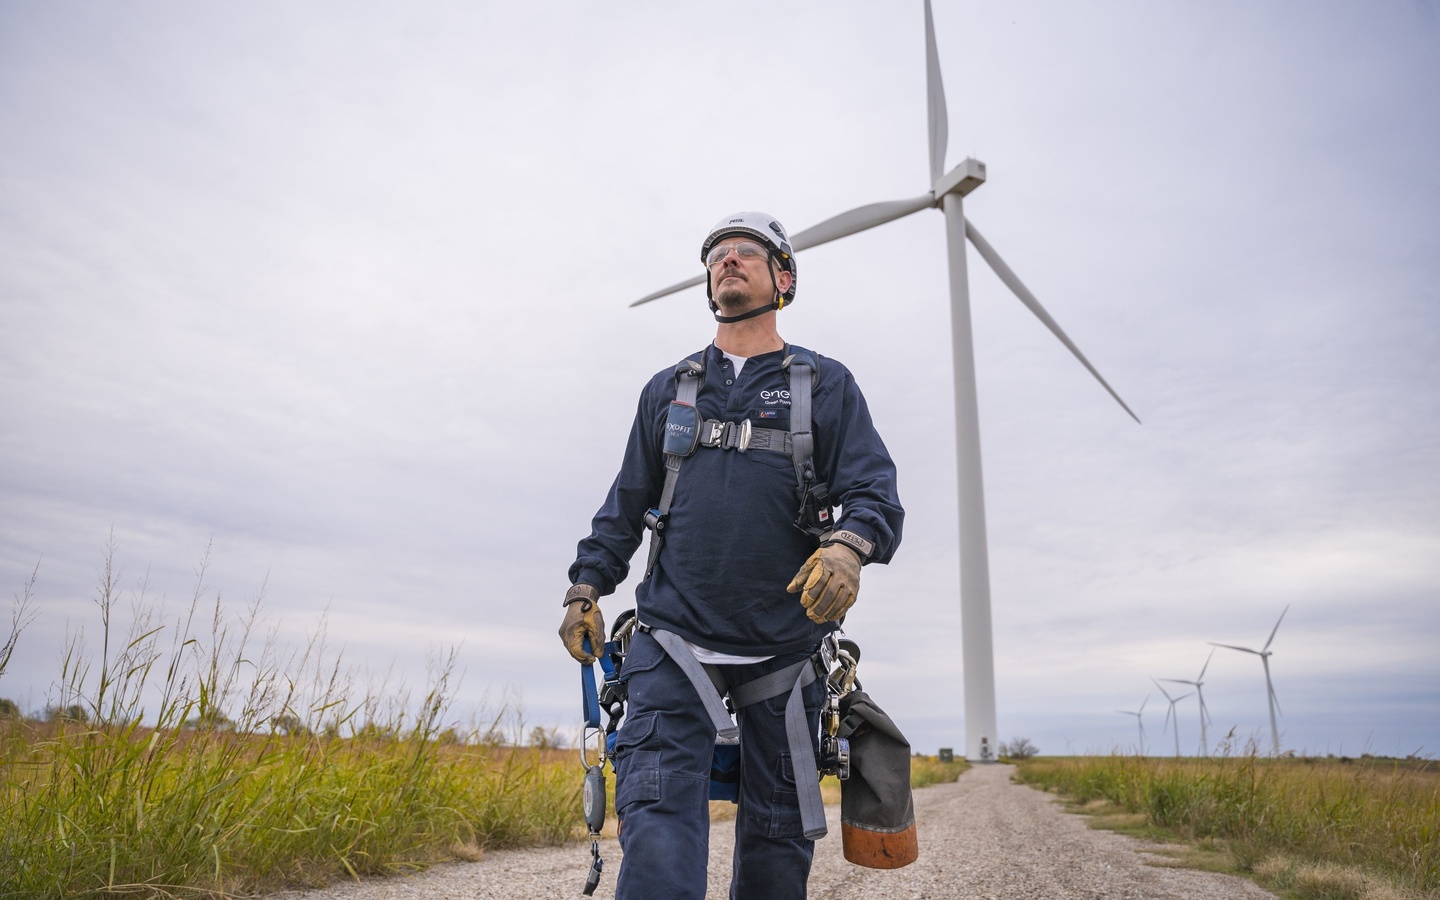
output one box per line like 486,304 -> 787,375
1000,737 -> 1039,760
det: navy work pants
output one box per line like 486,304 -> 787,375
612,629 -> 825,900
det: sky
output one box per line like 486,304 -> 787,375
2,1 -> 1437,760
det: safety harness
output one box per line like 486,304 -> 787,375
643,346 -> 833,581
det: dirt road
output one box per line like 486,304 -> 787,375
276,763 -> 1274,899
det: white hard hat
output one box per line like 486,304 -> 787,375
700,211 -> 798,315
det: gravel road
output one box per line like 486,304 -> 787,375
275,763 -> 1274,899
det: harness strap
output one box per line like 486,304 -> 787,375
698,419 -> 791,453
643,361 -> 703,579
648,628 -> 739,744
729,658 -> 828,841
648,626 -> 829,841
784,353 -> 816,494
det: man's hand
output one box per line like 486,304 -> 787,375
786,543 -> 861,624
559,584 -> 606,663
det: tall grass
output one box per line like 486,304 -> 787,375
910,754 -> 969,788
1014,754 -> 1440,898
0,544 -> 579,898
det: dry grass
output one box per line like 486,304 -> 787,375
0,543 -> 580,899
1015,755 -> 1439,899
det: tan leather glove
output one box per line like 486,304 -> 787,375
559,584 -> 606,664
786,543 -> 861,624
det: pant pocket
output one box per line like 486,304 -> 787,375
765,751 -> 805,839
614,710 -> 661,814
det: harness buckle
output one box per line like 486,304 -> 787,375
643,508 -> 669,534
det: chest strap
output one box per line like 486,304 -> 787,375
645,625 -> 829,841
698,418 -> 792,454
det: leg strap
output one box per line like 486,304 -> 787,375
731,659 -> 828,840
648,625 -> 829,841
647,628 -> 739,744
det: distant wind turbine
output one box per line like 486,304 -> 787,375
1152,678 -> 1193,758
1159,648 -> 1215,756
631,0 -> 1139,763
1116,694 -> 1149,757
1210,605 -> 1289,755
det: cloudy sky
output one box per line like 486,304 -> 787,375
2,1 -> 1437,759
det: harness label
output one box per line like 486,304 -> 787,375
662,401 -> 702,457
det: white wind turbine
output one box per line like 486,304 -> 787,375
1158,648 -> 1215,756
1116,694 -> 1149,757
1152,678 -> 1193,758
631,0 -> 1139,763
1210,605 -> 1289,755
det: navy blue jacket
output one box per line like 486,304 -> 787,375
570,343 -> 903,656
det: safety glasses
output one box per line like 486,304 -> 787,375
705,240 -> 770,268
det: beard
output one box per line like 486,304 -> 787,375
714,270 -> 770,314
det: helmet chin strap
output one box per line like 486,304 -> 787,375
713,300 -> 778,324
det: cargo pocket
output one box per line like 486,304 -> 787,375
765,751 -> 805,838
614,710 -> 661,814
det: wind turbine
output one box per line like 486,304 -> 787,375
630,1 -> 1139,762
1116,694 -> 1149,757
1151,678 -> 1193,758
1210,605 -> 1289,755
1158,648 -> 1214,756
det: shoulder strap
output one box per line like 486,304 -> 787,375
782,348 -> 817,492
642,355 -> 704,580
783,348 -> 833,538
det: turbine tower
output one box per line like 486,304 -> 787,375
1210,605 -> 1289,755
1159,647 -> 1214,756
1152,678 -> 1193,758
1116,694 -> 1149,757
631,0 -> 1139,762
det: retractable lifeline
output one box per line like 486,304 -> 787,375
578,636 -> 605,893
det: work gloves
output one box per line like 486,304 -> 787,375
559,583 -> 606,664
787,542 -> 862,624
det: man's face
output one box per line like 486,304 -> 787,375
707,237 -> 791,313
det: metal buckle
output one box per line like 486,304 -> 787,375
702,420 -> 724,447
738,418 -> 752,451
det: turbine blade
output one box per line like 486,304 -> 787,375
924,0 -> 948,185
964,219 -> 1141,423
632,192 -> 934,308
630,273 -> 707,308
1209,642 -> 1261,655
789,194 -> 936,253
1151,678 -> 1173,702
1198,647 -> 1216,681
1264,604 -> 1290,652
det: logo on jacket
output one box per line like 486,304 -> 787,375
760,389 -> 791,406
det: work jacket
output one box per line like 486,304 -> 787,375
570,343 -> 903,657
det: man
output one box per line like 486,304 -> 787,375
560,211 -> 903,900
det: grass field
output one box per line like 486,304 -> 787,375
1014,754 -> 1439,900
